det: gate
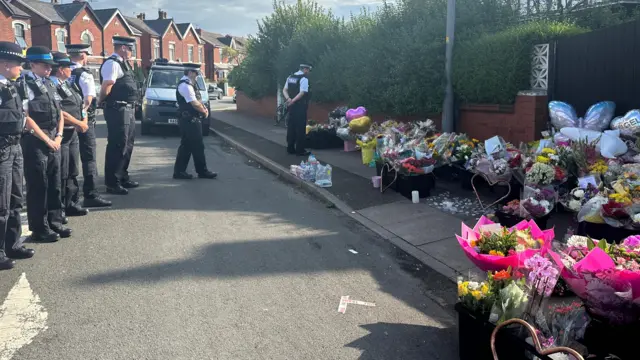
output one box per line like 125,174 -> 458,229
548,18 -> 640,115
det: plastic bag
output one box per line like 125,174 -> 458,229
315,164 -> 332,187
577,195 -> 608,224
336,127 -> 352,141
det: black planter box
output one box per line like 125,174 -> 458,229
395,173 -> 435,199
582,315 -> 640,360
306,129 -> 343,149
577,222 -> 637,244
457,167 -> 474,191
433,165 -> 459,182
455,303 -> 559,360
495,211 -> 550,229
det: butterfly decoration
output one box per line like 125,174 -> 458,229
610,109 -> 640,138
549,101 -> 615,132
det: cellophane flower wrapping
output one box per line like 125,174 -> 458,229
549,236 -> 640,325
456,216 -> 554,272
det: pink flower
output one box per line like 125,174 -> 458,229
623,235 -> 640,248
616,257 -> 627,265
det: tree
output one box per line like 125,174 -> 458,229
221,46 -> 241,65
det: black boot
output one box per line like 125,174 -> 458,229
173,172 -> 194,180
106,185 -> 128,195
83,195 -> 112,208
66,205 -> 89,217
30,230 -> 60,243
0,256 -> 15,270
198,171 -> 218,179
7,247 -> 35,259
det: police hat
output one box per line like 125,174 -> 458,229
26,46 -> 56,65
52,52 -> 72,67
300,63 -> 313,70
113,36 -> 136,47
183,63 -> 201,72
0,42 -> 26,62
66,43 -> 92,55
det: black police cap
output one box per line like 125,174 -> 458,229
66,43 -> 92,55
26,46 -> 56,65
183,63 -> 202,71
113,36 -> 136,46
52,52 -> 72,67
0,41 -> 25,62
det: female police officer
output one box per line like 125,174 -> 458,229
21,46 -> 71,243
0,41 -> 35,270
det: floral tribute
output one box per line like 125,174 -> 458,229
550,235 -> 640,324
457,216 -> 554,272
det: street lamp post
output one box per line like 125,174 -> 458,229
442,0 -> 456,133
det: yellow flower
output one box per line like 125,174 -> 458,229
480,283 -> 489,295
472,139 -> 479,143
541,148 -> 556,155
470,240 -> 477,247
488,250 -> 505,257
589,160 -> 608,174
536,155 -> 550,164
471,290 -> 483,301
609,193 -> 632,204
458,282 -> 469,297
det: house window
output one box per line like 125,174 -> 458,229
218,47 -> 223,61
168,43 -> 175,61
55,29 -> 66,52
198,46 -> 203,63
13,23 -> 27,49
153,40 -> 160,59
131,40 -> 137,59
187,45 -> 194,62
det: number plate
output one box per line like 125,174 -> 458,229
168,118 -> 178,124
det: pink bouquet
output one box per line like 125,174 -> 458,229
550,235 -> 640,324
456,216 -> 554,272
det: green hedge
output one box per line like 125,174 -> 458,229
453,21 -> 586,105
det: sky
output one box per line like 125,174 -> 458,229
90,0 -> 386,37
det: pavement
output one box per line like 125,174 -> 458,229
210,103 -> 485,281
0,106 -> 459,359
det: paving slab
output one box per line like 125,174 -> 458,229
357,201 -> 437,227
419,237 -> 477,274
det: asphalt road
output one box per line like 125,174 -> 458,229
0,105 -> 458,360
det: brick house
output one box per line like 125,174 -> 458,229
142,10 -> 183,63
94,8 -> 141,66
124,13 -> 160,69
198,29 -> 245,82
11,0 -> 103,76
0,0 -> 31,50
176,22 -> 203,71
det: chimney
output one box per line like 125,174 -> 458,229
137,12 -> 145,20
158,9 -> 167,19
51,0 -> 59,3
196,28 -> 202,35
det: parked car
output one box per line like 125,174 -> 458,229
208,84 -> 223,100
140,59 -> 210,136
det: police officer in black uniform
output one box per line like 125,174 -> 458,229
51,52 -> 89,217
0,42 -> 35,270
22,46 -> 71,242
67,43 -> 111,208
173,63 -> 217,180
282,63 -> 312,156
98,36 -> 140,195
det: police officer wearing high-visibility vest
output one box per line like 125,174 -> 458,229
0,42 -> 35,270
98,36 -> 139,195
173,63 -> 217,180
282,63 -> 312,156
67,43 -> 111,208
50,52 -> 89,217
22,46 -> 71,242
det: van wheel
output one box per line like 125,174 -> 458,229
141,122 -> 152,135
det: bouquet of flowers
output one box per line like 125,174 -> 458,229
526,162 -> 556,185
521,186 -> 556,218
561,185 -> 599,213
399,157 -> 436,175
534,301 -> 590,351
457,278 -> 493,314
550,235 -> 640,324
457,216 -> 554,272
500,199 -> 529,218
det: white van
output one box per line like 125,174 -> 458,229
141,59 -> 210,135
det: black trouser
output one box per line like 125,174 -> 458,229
21,130 -> 63,233
174,116 -> 208,175
104,104 -> 135,187
0,142 -> 23,257
60,128 -> 80,209
78,117 -> 98,197
286,103 -> 308,153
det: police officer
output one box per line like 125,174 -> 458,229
67,43 -> 111,208
22,46 -> 71,242
98,36 -> 139,195
173,63 -> 217,180
51,52 -> 89,217
0,42 -> 35,270
282,63 -> 312,156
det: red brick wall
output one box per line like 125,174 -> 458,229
235,92 -> 549,143
68,8 -> 102,57
0,12 -> 31,48
203,43 -> 214,81
181,27 -> 201,71
139,34 -> 155,68
101,13 -> 136,57
49,24 -> 66,52
14,2 -> 52,49
161,24 -> 182,61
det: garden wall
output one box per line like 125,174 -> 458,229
235,91 -> 548,144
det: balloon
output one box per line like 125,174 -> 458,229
560,127 -> 628,159
610,110 -> 640,137
348,116 -> 372,134
553,132 -> 570,146
549,101 -> 615,132
346,107 -> 367,121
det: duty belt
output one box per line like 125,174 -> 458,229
180,111 -> 203,119
107,101 -> 135,108
0,135 -> 21,148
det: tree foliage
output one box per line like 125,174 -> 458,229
230,0 -> 640,115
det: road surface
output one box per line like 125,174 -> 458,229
0,105 -> 458,360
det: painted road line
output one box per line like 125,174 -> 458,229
0,273 -> 48,360
337,296 -> 349,314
